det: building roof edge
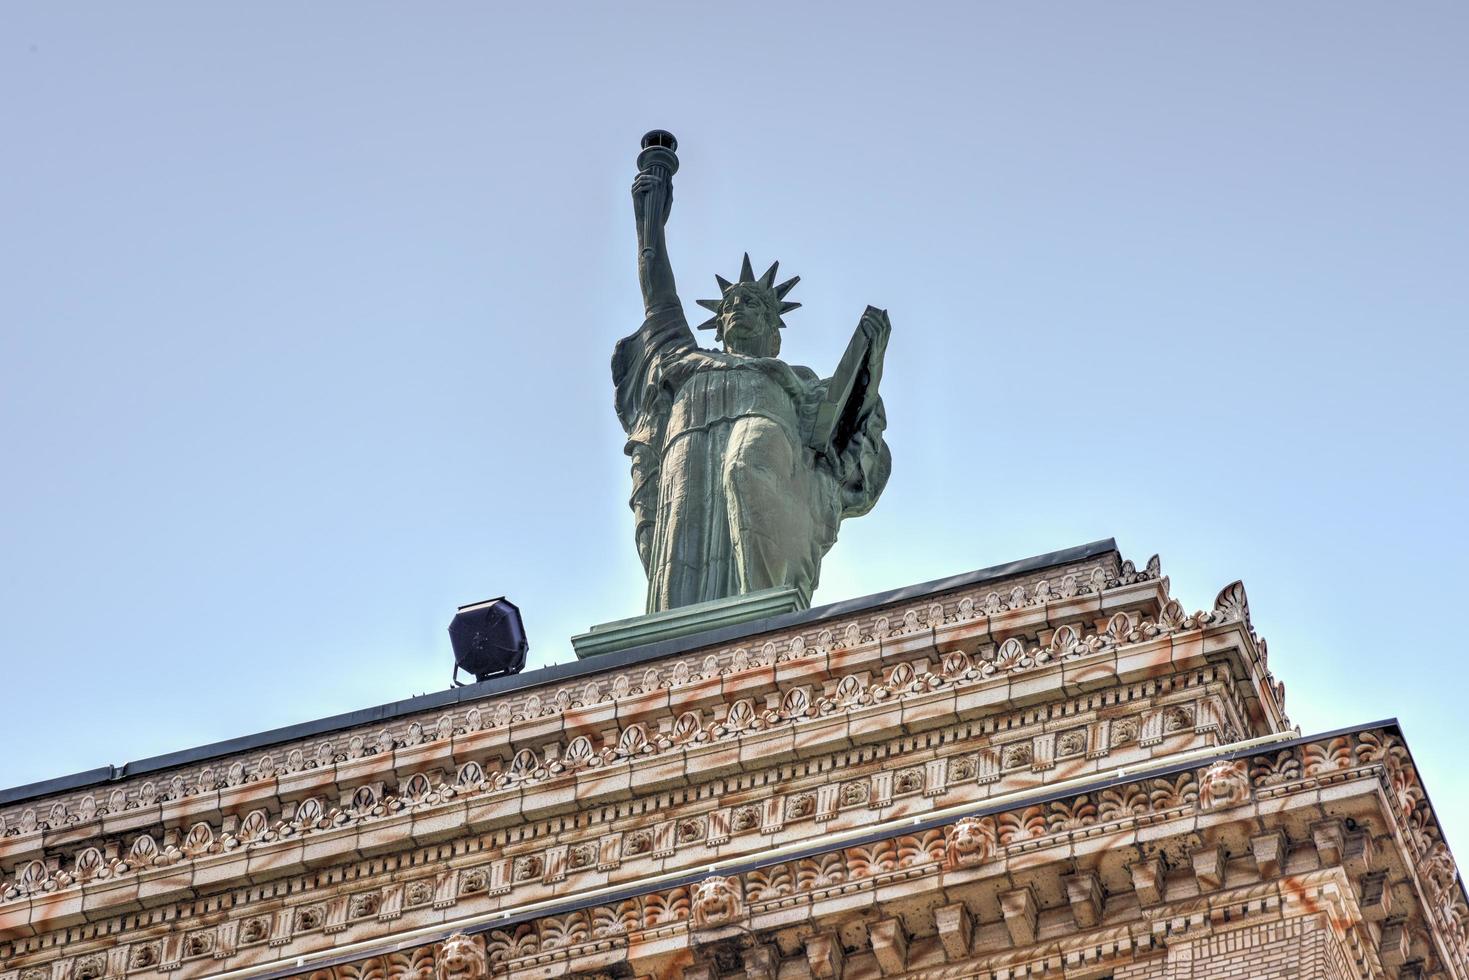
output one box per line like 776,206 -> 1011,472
0,537 -> 1118,807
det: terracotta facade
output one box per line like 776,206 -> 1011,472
1,542 -> 1462,979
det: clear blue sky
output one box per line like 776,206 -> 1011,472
3,4 -> 1465,844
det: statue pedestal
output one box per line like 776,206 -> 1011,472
571,587 -> 807,660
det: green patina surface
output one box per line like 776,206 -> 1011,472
570,585 -> 806,661
610,133 -> 893,624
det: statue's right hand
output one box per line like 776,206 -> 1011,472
631,172 -> 673,224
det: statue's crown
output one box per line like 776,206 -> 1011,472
695,254 -> 801,338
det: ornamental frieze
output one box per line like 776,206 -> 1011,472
12,725 -> 1451,980
0,589 -> 1262,922
5,725 -> 1464,979
0,551 -> 1170,843
0,678 -> 1239,966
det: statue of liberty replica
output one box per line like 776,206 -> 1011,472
613,132 -> 893,614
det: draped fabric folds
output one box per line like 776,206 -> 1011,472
613,303 -> 890,614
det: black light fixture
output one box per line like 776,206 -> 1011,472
447,597 -> 528,685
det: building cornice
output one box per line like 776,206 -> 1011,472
0,540 -> 1121,809
28,720 -> 1452,980
0,579 -> 1273,939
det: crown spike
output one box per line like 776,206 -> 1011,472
774,275 -> 800,300
739,253 -> 755,283
696,316 -> 721,331
715,274 -> 734,294
695,298 -> 722,313
779,301 -> 802,315
760,261 -> 779,289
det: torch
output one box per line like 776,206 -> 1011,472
637,130 -> 679,260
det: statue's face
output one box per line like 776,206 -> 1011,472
719,285 -> 780,356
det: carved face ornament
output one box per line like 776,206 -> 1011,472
690,875 -> 742,929
436,933 -> 487,980
946,816 -> 997,868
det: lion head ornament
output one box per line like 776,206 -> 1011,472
1198,759 -> 1250,811
436,933 -> 487,980
944,816 -> 998,869
690,874 -> 744,929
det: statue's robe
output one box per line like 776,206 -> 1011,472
613,303 -> 891,613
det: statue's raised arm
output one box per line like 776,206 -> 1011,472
611,131 -> 892,615
612,134 -> 697,577
631,142 -> 679,315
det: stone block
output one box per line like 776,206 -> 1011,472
1312,820 -> 1344,866
849,701 -> 905,744
742,943 -> 780,980
901,690 -> 958,733
555,700 -> 619,741
246,839 -> 306,883
157,789 -> 223,828
329,753 -> 399,793
773,648 -> 831,688
934,903 -> 972,960
792,714 -> 852,756
1130,859 -> 1164,906
614,687 -> 670,729
1009,665 -> 1063,705
1062,655 -> 1119,691
992,605 -> 1047,636
1190,845 -> 1224,891
0,903 -> 33,939
805,932 -> 845,979
136,866 -> 194,909
356,816 -> 411,856
1072,828 -> 1132,862
1251,830 -> 1287,878
216,782 -> 270,817
1045,594 -> 1101,625
826,637 -> 885,677
1064,872 -> 1103,927
504,711 -> 563,750
1379,921 -> 1410,966
1114,641 -> 1175,682
720,661 -> 775,699
275,767 -> 337,802
189,851 -> 251,891
683,742 -> 744,781
301,827 -> 362,868
463,789 -> 523,831
953,678 -> 1012,719
573,762 -> 640,808
999,885 -> 1038,946
1342,830 -> 1375,876
100,803 -> 166,841
1166,632 -> 1207,670
82,876 -> 141,919
1357,871 -> 1391,921
626,751 -> 690,797
738,728 -> 795,768
25,889 -> 85,932
748,901 -> 811,932
869,917 -> 909,976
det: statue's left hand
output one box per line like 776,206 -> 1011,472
858,306 -> 892,355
